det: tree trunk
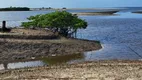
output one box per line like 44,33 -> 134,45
74,29 -> 77,38
59,28 -> 68,37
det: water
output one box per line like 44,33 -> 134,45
0,10 -> 54,27
0,61 -> 46,70
77,13 -> 142,60
0,7 -> 142,69
0,7 -> 141,27
0,53 -> 83,70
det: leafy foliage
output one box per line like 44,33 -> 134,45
22,11 -> 88,37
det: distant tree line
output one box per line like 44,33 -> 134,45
0,7 -> 30,11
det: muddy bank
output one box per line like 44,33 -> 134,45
0,28 -> 101,63
0,60 -> 142,79
0,38 -> 101,63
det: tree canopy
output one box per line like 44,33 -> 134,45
22,11 -> 88,37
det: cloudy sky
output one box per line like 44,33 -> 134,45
0,0 -> 142,8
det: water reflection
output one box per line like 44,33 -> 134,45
8,61 -> 46,69
42,53 -> 84,65
0,64 -> 4,70
0,53 -> 84,70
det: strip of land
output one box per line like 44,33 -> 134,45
0,7 -> 30,11
0,28 -> 101,63
132,11 -> 142,14
0,60 -> 142,79
72,11 -> 119,16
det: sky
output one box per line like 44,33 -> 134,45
0,0 -> 142,8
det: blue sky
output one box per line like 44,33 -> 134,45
0,0 -> 142,8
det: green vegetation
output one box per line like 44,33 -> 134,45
22,11 -> 88,37
0,7 -> 30,11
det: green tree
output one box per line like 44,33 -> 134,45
22,11 -> 87,37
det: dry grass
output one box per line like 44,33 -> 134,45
11,28 -> 54,35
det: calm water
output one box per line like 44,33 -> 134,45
78,14 -> 142,60
0,7 -> 142,27
0,8 -> 142,69
0,53 -> 83,70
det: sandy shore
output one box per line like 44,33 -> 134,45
0,60 -> 142,79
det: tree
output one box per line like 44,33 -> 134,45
22,11 -> 88,37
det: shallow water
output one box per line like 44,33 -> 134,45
0,61 -> 46,70
0,53 -> 84,70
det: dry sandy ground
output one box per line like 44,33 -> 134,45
0,61 -> 142,80
10,28 -> 54,35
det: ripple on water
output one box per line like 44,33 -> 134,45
77,17 -> 142,60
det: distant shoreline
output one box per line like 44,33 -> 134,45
30,8 -> 121,11
132,11 -> 142,14
72,10 -> 119,16
0,7 -> 30,11
0,9 -> 119,16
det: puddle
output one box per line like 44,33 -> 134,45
42,53 -> 84,65
7,61 -> 46,69
0,53 -> 84,70
0,61 -> 46,70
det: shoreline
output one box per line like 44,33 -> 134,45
0,9 -> 119,16
72,10 -> 119,16
30,8 -> 121,11
0,60 -> 142,79
132,11 -> 142,14
0,38 -> 102,63
0,29 -> 142,79
0,28 -> 102,63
